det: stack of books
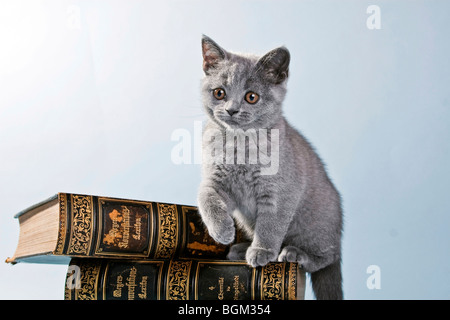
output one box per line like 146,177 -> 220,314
6,192 -> 305,300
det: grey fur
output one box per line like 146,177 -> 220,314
197,35 -> 343,300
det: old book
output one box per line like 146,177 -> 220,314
7,193 -> 237,264
64,258 -> 305,300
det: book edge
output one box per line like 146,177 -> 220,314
13,194 -> 59,219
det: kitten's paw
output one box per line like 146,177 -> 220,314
278,246 -> 301,262
227,242 -> 251,260
207,215 -> 236,245
246,246 -> 277,267
277,246 -> 309,269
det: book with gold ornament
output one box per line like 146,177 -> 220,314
7,192 -> 240,264
64,258 -> 305,300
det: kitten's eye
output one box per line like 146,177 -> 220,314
213,88 -> 226,100
245,92 -> 259,104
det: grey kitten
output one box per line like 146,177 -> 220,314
197,35 -> 343,300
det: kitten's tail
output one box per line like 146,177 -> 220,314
310,260 -> 343,300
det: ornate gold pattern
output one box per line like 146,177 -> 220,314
166,260 -> 192,300
67,194 -> 94,255
287,263 -> 297,300
75,261 -> 101,300
261,262 -> 285,300
55,193 -> 67,255
154,203 -> 178,258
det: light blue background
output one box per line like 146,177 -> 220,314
0,0 -> 449,299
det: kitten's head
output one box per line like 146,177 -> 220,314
201,35 -> 290,130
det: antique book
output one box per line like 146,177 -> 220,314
7,193 -> 238,264
64,258 -> 305,300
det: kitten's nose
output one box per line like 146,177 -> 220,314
226,108 -> 238,116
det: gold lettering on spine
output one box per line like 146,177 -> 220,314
233,275 -> 240,300
138,276 -> 148,299
55,193 -> 67,254
167,260 -> 192,300
68,195 -> 94,255
154,204 -> 178,258
133,217 -> 142,240
261,262 -> 285,300
113,275 -> 124,298
118,206 -> 131,248
75,261 -> 101,300
126,266 -> 138,300
218,277 -> 224,300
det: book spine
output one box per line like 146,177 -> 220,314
55,193 -> 235,260
64,259 -> 303,300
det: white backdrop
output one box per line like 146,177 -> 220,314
0,0 -> 449,299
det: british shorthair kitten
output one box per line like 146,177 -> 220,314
197,35 -> 343,299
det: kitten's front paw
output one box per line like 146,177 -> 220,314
246,246 -> 277,267
278,246 -> 310,270
207,215 -> 236,245
278,246 -> 302,262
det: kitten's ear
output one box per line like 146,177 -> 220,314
202,35 -> 227,75
256,47 -> 290,84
